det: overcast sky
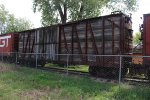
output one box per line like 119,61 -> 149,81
0,0 -> 42,28
132,0 -> 150,33
0,0 -> 150,33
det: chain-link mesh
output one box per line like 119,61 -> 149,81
0,52 -> 150,84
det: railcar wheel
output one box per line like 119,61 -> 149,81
122,68 -> 128,77
116,68 -> 128,78
89,66 -> 128,78
147,70 -> 150,80
144,65 -> 150,80
39,60 -> 46,67
19,59 -> 25,66
27,60 -> 36,67
97,67 -> 106,77
89,66 -> 97,76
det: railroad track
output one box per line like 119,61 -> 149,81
37,66 -> 150,86
14,63 -> 150,86
92,77 -> 150,86
38,67 -> 89,76
122,78 -> 150,86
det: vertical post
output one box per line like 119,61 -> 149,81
15,52 -> 18,66
35,31 -> 39,68
2,48 -> 3,62
35,52 -> 38,68
66,54 -> 70,75
119,55 -> 122,85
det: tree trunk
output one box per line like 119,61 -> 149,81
78,3 -> 84,19
57,3 -> 67,24
63,3 -> 67,24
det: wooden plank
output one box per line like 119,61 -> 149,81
62,26 -> 69,53
74,24 -> 83,55
85,22 -> 88,63
24,33 -> 30,53
88,21 -> 99,55
31,32 -> 35,53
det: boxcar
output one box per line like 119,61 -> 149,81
58,12 -> 133,76
0,33 -> 18,56
0,33 -> 18,62
143,13 -> 150,78
17,12 -> 133,76
18,26 -> 59,66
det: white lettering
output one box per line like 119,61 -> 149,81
0,35 -> 11,47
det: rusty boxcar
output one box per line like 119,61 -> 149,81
14,12 -> 133,77
58,12 -> 132,76
143,13 -> 150,78
18,26 -> 59,66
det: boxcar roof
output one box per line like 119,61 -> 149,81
1,12 -> 129,34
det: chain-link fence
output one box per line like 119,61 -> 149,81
0,52 -> 149,85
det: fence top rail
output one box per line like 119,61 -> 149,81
0,52 -> 150,57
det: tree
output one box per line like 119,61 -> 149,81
0,5 -> 8,33
133,32 -> 141,45
106,0 -> 138,12
33,0 -> 138,26
6,15 -> 33,33
0,5 -> 33,34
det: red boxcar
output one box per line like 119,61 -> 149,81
143,14 -> 150,55
0,33 -> 19,56
143,14 -> 150,63
143,13 -> 150,78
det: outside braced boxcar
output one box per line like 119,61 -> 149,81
18,26 -> 59,66
58,12 -> 132,76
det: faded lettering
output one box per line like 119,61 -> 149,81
0,35 -> 11,47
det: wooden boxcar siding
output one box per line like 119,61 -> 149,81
19,30 -> 36,58
59,13 -> 132,66
18,26 -> 59,61
143,14 -> 150,65
35,26 -> 59,60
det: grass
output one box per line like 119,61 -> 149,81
45,63 -> 89,72
67,65 -> 89,72
0,62 -> 150,100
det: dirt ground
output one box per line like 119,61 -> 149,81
0,65 -> 13,72
17,87 -> 62,100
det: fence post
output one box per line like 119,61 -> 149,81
35,53 -> 38,68
119,55 -> 122,85
15,52 -> 18,66
2,48 -> 3,62
66,54 -> 70,75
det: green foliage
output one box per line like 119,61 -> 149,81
133,32 -> 141,45
67,0 -> 108,21
106,0 -> 139,12
33,0 -> 138,26
12,18 -> 33,32
0,5 -> 33,34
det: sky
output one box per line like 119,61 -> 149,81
0,0 -> 42,28
132,0 -> 150,33
0,0 -> 150,33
